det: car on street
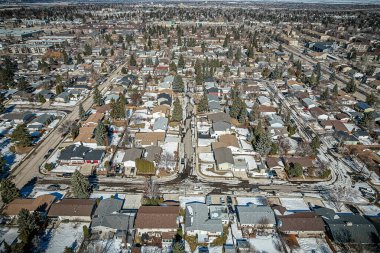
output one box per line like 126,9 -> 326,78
47,184 -> 60,191
44,148 -> 55,159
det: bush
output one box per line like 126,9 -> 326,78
135,159 -> 155,175
83,225 -> 90,239
320,169 -> 331,179
287,163 -> 303,177
44,163 -> 55,171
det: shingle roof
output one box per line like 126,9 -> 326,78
185,203 -> 223,233
278,212 -> 325,233
4,194 -> 56,216
48,199 -> 96,217
214,147 -> 234,165
134,206 -> 179,229
123,148 -> 143,162
236,205 -> 276,225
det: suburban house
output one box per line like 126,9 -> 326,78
91,198 -> 135,235
236,205 -> 276,236
58,144 -> 105,165
185,203 -> 224,243
134,132 -> 166,147
314,207 -> 379,244
48,199 -> 97,222
2,111 -> 34,124
134,206 -> 179,236
122,148 -> 143,174
213,147 -> 234,171
277,212 -> 325,237
3,194 -> 56,217
309,107 -> 329,121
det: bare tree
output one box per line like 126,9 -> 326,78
279,137 -> 291,155
324,185 -> 353,212
296,140 -> 313,156
159,152 -> 175,171
144,176 -> 159,199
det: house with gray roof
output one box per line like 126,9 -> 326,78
2,111 -> 34,124
314,207 -> 379,245
153,117 -> 168,132
58,144 -> 105,165
122,148 -> 143,172
236,205 -> 276,232
27,113 -> 55,132
208,101 -> 222,112
91,198 -> 135,235
143,146 -> 162,164
185,203 -> 223,243
212,121 -> 232,137
213,147 -> 234,171
55,92 -> 70,103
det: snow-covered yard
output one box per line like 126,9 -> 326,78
236,196 -> 267,206
90,192 -> 126,200
86,238 -> 128,253
249,235 -> 282,253
200,164 -> 233,177
39,222 -> 89,253
295,237 -> 332,253
279,198 -> 310,212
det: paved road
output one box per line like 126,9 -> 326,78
11,62 -> 128,189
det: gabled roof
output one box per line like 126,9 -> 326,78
278,212 -> 325,233
4,194 -> 56,216
185,203 -> 223,233
236,205 -> 276,225
48,199 -> 96,217
214,147 -> 234,165
134,206 -> 179,229
123,148 -> 143,162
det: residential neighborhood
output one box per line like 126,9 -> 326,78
0,1 -> 379,253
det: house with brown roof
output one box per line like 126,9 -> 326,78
284,157 -> 316,170
277,212 -> 325,237
48,199 -> 97,222
134,132 -> 166,147
134,206 -> 180,236
309,107 -> 328,121
83,112 -> 104,127
218,134 -> 240,150
3,194 -> 56,217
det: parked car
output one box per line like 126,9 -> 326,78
47,184 -> 60,191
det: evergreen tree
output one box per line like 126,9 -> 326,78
320,88 -> 329,101
169,62 -> 177,73
83,44 -> 92,56
311,135 -> 321,154
197,93 -> 209,113
332,83 -> 339,97
172,242 -> 185,253
178,55 -> 185,69
172,75 -> 184,92
17,208 -> 42,246
278,44 -> 283,52
172,98 -> 183,122
10,124 -> 32,147
79,103 -> 86,121
75,53 -> 84,64
121,67 -> 127,74
329,71 -> 336,81
129,54 -> 137,67
55,84 -> 64,95
95,122 -> 108,146
0,154 -> 6,176
345,78 -> 357,93
71,170 -> 90,198
0,177 -> 19,204
93,86 -> 104,106
223,34 -> 230,48
366,93 -> 376,106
